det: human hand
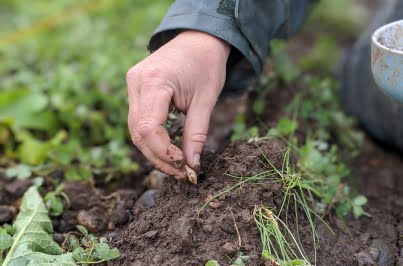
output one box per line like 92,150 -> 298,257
126,30 -> 231,180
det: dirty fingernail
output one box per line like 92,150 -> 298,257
193,153 -> 201,172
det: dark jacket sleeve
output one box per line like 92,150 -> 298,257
149,0 -> 317,93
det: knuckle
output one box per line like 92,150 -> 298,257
126,67 -> 138,85
189,133 -> 207,144
136,120 -> 155,139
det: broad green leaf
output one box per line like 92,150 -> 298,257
2,186 -> 76,266
352,195 -> 367,206
0,232 -> 13,250
16,131 -> 66,165
206,260 -> 220,266
5,164 -> 32,180
94,243 -> 119,260
0,89 -> 56,130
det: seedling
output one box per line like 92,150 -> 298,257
68,225 -> 120,265
44,183 -> 70,216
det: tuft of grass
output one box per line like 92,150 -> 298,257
254,206 -> 311,266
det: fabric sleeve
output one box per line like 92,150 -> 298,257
149,0 -> 318,93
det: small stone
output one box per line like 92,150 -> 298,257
143,170 -> 167,189
76,207 -> 107,233
144,230 -> 158,239
357,251 -> 376,266
241,209 -> 252,223
222,242 -> 238,255
360,233 -> 371,245
5,180 -> 32,196
371,239 -> 395,266
0,205 -> 16,224
202,224 -> 213,234
208,201 -> 222,209
53,233 -> 65,244
369,247 -> 381,262
152,254 -> 162,264
135,190 -> 158,209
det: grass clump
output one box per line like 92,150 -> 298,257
254,206 -> 311,266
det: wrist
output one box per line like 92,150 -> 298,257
176,30 -> 231,60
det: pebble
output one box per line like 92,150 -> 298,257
208,201 -> 222,209
5,180 -> 32,196
360,233 -> 371,245
369,247 -> 381,262
76,207 -> 107,233
371,239 -> 395,266
134,190 -> 158,209
356,251 -> 376,266
53,233 -> 66,244
202,224 -> 213,234
144,230 -> 158,239
143,170 -> 167,189
152,254 -> 162,264
0,205 -> 16,224
222,242 -> 238,255
241,209 -> 252,223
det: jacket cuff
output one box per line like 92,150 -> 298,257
148,1 -> 261,74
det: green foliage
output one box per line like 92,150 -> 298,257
306,0 -> 370,38
0,0 -> 170,182
1,186 -> 76,266
267,118 -> 298,138
254,206 -> 310,266
68,225 -> 120,264
270,40 -> 300,84
0,186 -> 119,265
298,36 -> 340,72
231,114 -> 259,142
44,183 -> 70,217
205,260 -> 220,266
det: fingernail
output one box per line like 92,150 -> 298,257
193,153 -> 201,172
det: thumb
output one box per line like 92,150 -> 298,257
182,101 -> 214,172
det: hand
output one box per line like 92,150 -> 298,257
126,30 -> 231,180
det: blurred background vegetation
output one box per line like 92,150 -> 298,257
0,0 -> 371,183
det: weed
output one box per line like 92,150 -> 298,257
68,225 -> 120,265
254,206 -> 311,266
44,183 -> 70,217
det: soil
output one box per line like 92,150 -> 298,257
1,1 -> 402,265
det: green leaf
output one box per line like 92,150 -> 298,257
5,164 -> 32,180
94,243 -> 119,260
72,247 -> 86,261
0,233 -> 13,250
352,195 -> 367,206
94,243 -> 110,260
206,260 -> 220,266
45,195 -> 64,216
2,186 -> 76,266
76,225 -> 88,237
0,89 -> 56,130
16,131 -> 66,165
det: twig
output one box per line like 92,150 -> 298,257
228,206 -> 242,248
